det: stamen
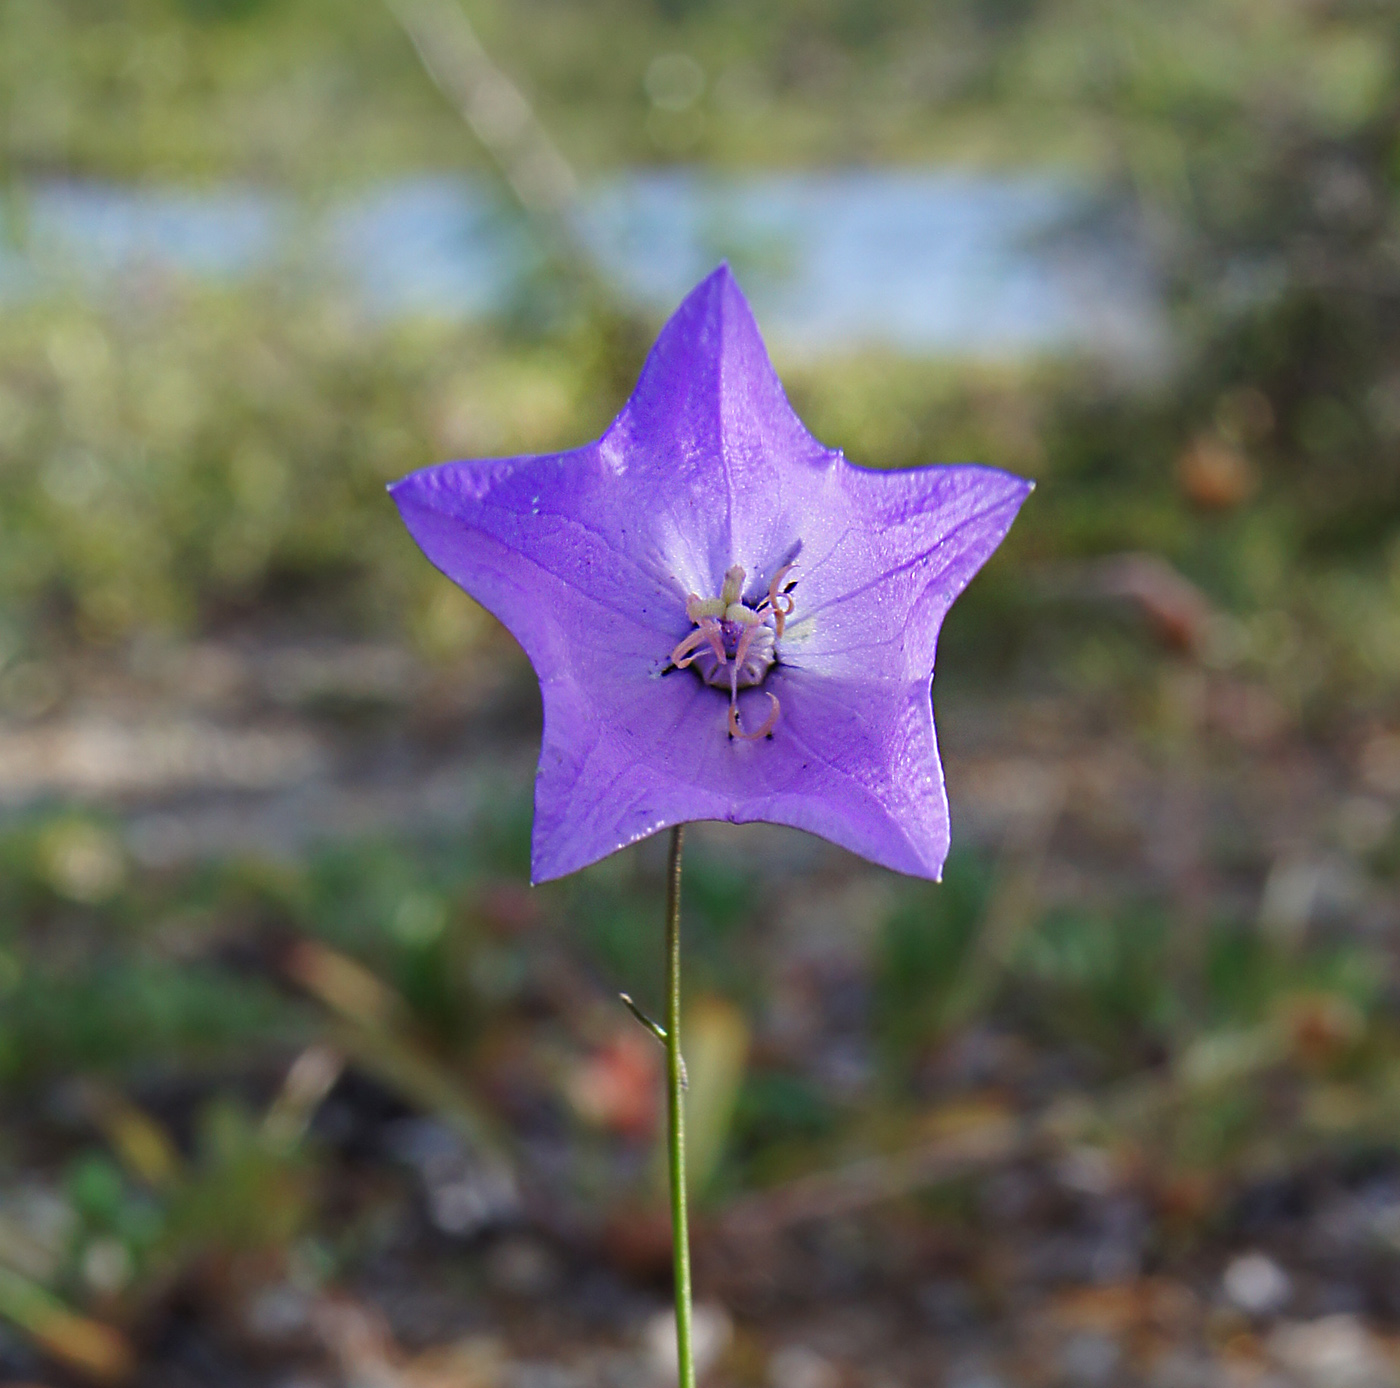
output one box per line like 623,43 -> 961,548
686,594 -> 725,622
668,627 -> 708,668
671,559 -> 792,737
766,563 -> 797,637
732,619 -> 758,673
668,617 -> 726,670
728,692 -> 781,741
699,616 -> 726,665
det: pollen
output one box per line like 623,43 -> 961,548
667,562 -> 797,739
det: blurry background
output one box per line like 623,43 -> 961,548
2,1 -> 1400,1385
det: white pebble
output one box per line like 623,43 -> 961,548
1223,1251 -> 1292,1316
768,1344 -> 840,1388
643,1303 -> 733,1383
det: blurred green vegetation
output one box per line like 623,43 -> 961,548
0,1 -> 1398,703
2,799 -> 1396,1321
9,0 -> 1397,180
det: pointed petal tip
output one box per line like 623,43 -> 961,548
902,840 -> 947,884
529,841 -> 604,886
677,260 -> 754,322
960,463 -> 1036,511
528,837 -> 577,885
388,459 -> 491,514
982,462 -> 1036,493
387,468 -> 431,503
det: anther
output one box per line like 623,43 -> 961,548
765,563 -> 797,637
728,692 -> 780,741
700,617 -> 726,665
669,628 -> 705,668
671,560 -> 793,734
686,594 -> 725,623
669,617 -> 726,670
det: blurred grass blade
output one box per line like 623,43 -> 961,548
0,1265 -> 133,1382
286,941 -> 401,1029
286,940 -> 513,1168
74,1083 -> 183,1190
384,0 -> 578,220
720,1098 -> 1022,1240
263,1043 -> 346,1150
939,774 -> 1064,1031
670,995 -> 748,1200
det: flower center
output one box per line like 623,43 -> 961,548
667,562 -> 795,740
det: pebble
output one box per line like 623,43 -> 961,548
768,1344 -> 840,1388
642,1304 -> 732,1383
943,1358 -> 1007,1388
384,1117 -> 519,1238
1222,1252 -> 1292,1317
1268,1315 -> 1394,1388
1058,1331 -> 1120,1387
244,1283 -> 313,1344
485,1235 -> 561,1298
917,1279 -> 978,1332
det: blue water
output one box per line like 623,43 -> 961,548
1,170 -> 1160,360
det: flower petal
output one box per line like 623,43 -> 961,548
530,660 -> 948,882
781,463 -> 1033,679
390,444 -> 684,650
602,263 -> 842,599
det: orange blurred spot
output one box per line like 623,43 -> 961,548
567,1030 -> 659,1139
1176,435 -> 1258,510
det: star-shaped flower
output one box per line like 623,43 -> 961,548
392,266 -> 1031,883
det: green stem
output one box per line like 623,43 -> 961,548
664,823 -> 695,1388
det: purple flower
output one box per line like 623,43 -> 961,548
392,266 -> 1031,883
